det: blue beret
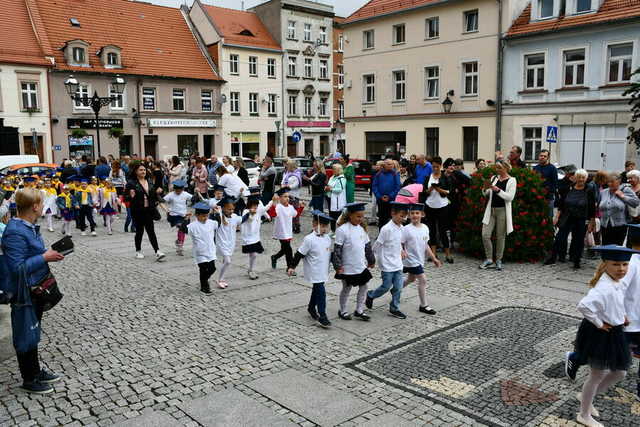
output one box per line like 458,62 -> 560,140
345,202 -> 366,212
194,202 -> 210,213
592,245 -> 640,261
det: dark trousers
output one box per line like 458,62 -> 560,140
274,240 -> 293,268
198,260 -> 216,289
16,303 -> 43,383
261,191 -> 273,206
124,206 -> 136,232
78,205 -> 96,232
425,205 -> 451,248
234,197 -> 246,216
290,197 -> 300,233
329,211 -> 341,232
553,216 -> 587,261
308,282 -> 327,316
601,225 -> 627,246
132,210 -> 159,252
377,199 -> 391,228
310,195 -> 324,212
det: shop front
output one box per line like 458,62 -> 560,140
230,132 -> 260,159
144,118 -> 221,161
286,120 -> 332,157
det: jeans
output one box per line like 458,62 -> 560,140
308,282 -> 327,316
547,197 -> 555,218
553,216 -> 587,262
368,270 -> 403,312
310,195 -> 324,212
16,301 -> 44,383
124,207 -> 136,232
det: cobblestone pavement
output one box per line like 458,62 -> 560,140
1,196 -> 639,426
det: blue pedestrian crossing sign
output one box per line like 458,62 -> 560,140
292,131 -> 302,143
54,145 -> 62,151
546,126 -> 558,143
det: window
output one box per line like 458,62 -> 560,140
338,101 -> 344,120
524,53 -> 545,89
338,65 -> 344,85
576,0 -> 592,12
464,10 -> 478,32
463,61 -> 479,95
249,56 -> 258,76
288,21 -> 297,39
72,47 -> 86,64
229,54 -> 239,74
288,94 -> 298,115
201,90 -> 212,112
393,70 -> 406,102
172,89 -> 185,111
288,56 -> 297,77
425,66 -> 439,98
563,49 -> 585,86
249,93 -> 258,115
320,60 -> 328,79
320,26 -> 327,44
107,52 -> 119,66
338,35 -> 344,52
304,58 -> 313,78
393,24 -> 406,44
142,87 -> 156,111
304,97 -> 313,116
268,94 -> 277,114
523,127 -> 542,161
608,43 -> 633,83
109,84 -> 124,110
230,92 -> 240,114
463,126 -> 478,161
304,23 -> 312,42
74,84 -> 89,108
363,74 -> 375,103
20,82 -> 38,110
539,0 -> 554,18
363,30 -> 375,49
425,128 -> 439,157
426,17 -> 439,39
267,58 -> 276,78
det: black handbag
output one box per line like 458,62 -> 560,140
30,272 -> 63,312
152,207 -> 161,221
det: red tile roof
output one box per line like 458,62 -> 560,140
343,0 -> 442,24
0,0 -> 50,66
31,0 -> 221,80
507,0 -> 640,37
201,4 -> 281,51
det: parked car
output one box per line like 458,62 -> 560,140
272,157 -> 314,185
0,155 -> 40,171
0,163 -> 57,176
324,158 -> 373,188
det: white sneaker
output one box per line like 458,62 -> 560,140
107,231 -> 112,235
48,228 -> 54,232
576,392 -> 600,418
91,231 -> 97,236
155,251 -> 165,261
81,231 -> 87,236
135,252 -> 144,259
248,271 -> 258,280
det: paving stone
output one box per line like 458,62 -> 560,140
357,413 -> 419,426
253,290 -> 335,313
111,410 -> 181,427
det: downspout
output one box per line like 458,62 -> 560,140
46,65 -> 54,163
136,78 -> 143,157
280,52 -> 286,157
495,0 -> 504,154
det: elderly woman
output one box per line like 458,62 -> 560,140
168,156 -> 184,191
281,159 -> 303,233
326,163 -> 347,231
304,159 -> 327,212
544,169 -> 596,269
1,189 -> 64,394
479,160 -> 517,271
626,170 -> 640,223
340,155 -> 355,203
599,172 -> 640,245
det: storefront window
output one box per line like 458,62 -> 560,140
230,132 -> 260,159
177,135 -> 198,158
68,135 -> 94,159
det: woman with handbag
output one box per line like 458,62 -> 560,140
1,188 -> 64,394
598,172 -> 640,245
125,162 -> 165,261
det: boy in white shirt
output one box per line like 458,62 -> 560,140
187,202 -> 219,295
269,188 -> 304,270
162,179 -> 193,255
288,211 -> 334,328
402,203 -> 442,315
213,196 -> 243,288
366,202 -> 409,319
207,184 -> 225,214
241,194 -> 272,279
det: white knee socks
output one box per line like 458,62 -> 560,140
580,368 -> 626,420
218,256 -> 232,281
248,253 -> 257,272
46,214 -> 53,230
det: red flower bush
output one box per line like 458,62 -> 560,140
455,166 -> 555,262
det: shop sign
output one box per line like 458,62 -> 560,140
67,118 -> 124,129
148,118 -> 217,128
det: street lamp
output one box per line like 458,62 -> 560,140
442,90 -> 454,113
64,74 -> 126,158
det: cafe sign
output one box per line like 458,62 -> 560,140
148,118 -> 217,128
67,118 -> 123,129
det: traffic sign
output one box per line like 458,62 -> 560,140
54,145 -> 62,151
546,126 -> 558,143
292,131 -> 302,143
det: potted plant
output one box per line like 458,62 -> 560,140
71,129 -> 88,139
108,127 -> 124,139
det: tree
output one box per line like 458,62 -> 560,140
623,67 -> 640,148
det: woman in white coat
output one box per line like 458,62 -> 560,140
479,160 -> 517,271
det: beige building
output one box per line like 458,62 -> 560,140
189,1 -> 283,159
342,0 -> 504,164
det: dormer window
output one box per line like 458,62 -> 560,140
539,0 -> 555,18
65,40 -> 90,66
107,52 -> 118,66
101,46 -> 122,68
576,0 -> 592,13
72,47 -> 85,64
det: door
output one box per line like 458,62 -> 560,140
119,135 -> 132,157
177,135 -> 198,158
0,119 -> 20,155
287,136 -> 297,157
203,135 -> 214,158
304,138 -> 314,157
23,135 -> 44,161
144,135 -> 158,160
319,136 -> 329,156
267,132 -> 276,156
559,125 -> 626,171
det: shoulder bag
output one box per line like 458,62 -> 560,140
11,264 -> 41,353
30,271 -> 63,312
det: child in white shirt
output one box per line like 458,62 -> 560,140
187,202 -> 219,294
269,188 -> 304,270
162,180 -> 193,255
208,184 -> 225,214
402,203 -> 442,314
241,194 -> 272,279
214,196 -> 243,288
288,211 -> 334,328
366,202 -> 409,319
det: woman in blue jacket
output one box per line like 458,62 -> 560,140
1,188 -> 64,394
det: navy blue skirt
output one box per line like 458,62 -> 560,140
168,214 -> 185,227
336,269 -> 372,287
242,242 -> 264,254
403,265 -> 424,275
574,319 -> 631,371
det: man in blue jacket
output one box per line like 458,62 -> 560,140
532,149 -> 558,218
413,155 -> 432,186
372,159 -> 401,227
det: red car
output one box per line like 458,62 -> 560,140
324,158 -> 372,188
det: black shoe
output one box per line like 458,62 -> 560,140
271,255 -> 277,269
200,285 -> 212,295
445,257 -> 454,264
307,307 -> 319,320
389,310 -> 407,319
365,295 -> 373,310
419,306 -> 437,315
124,227 -> 128,233
565,351 -> 579,381
37,369 -> 61,384
338,311 -> 352,320
353,311 -> 371,321
573,260 -> 581,270
22,380 -> 53,394
317,316 -> 331,328
543,257 -> 556,266
558,257 -> 566,263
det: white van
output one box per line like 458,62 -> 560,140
0,155 -> 40,170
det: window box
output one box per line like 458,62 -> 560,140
556,86 -> 588,92
518,89 -> 548,94
598,83 -> 632,89
230,113 -> 241,116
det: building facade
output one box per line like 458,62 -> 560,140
252,0 -> 334,157
333,17 -> 345,155
189,1 -> 283,159
503,0 -> 640,171
0,0 -> 53,162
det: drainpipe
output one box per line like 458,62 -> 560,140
46,67 -> 54,163
136,78 -> 143,157
280,52 -> 286,157
495,0 -> 504,154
